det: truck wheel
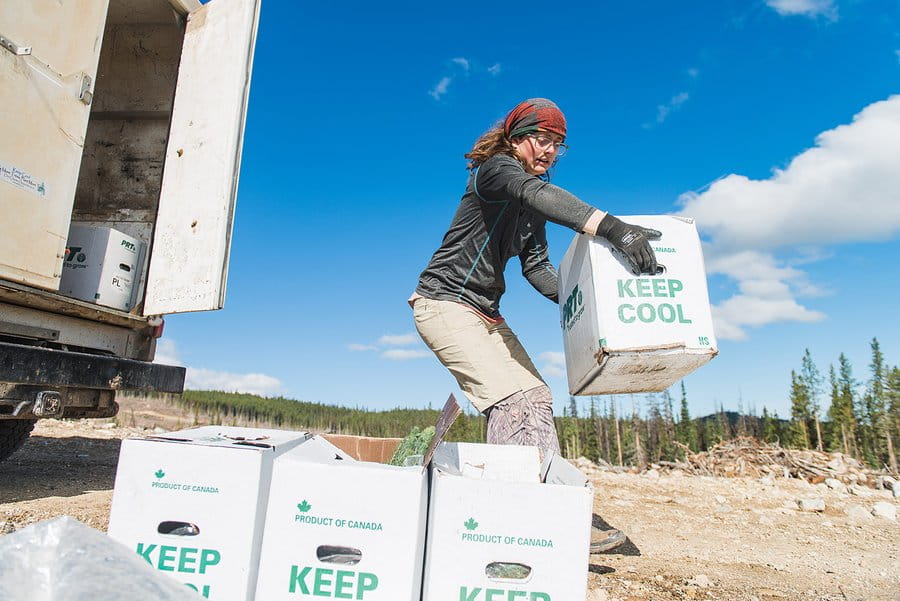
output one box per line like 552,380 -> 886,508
0,420 -> 36,462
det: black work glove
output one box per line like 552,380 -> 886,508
595,214 -> 663,275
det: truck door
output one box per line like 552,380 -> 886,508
142,0 -> 261,316
0,2 -> 110,291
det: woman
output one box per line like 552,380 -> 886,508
410,98 -> 658,550
411,97 -> 660,447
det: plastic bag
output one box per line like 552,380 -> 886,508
0,516 -> 199,601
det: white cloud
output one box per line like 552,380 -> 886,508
185,368 -> 283,396
429,57 -> 500,101
896,49 -> 900,64
451,57 -> 470,72
538,351 -> 566,378
154,338 -> 283,395
153,338 -> 183,366
377,333 -> 418,346
678,96 -> 900,340
765,0 -> 837,19
644,91 -> 690,129
429,76 -> 452,100
348,343 -> 378,351
679,96 -> 900,251
382,349 -> 431,360
687,67 -> 700,78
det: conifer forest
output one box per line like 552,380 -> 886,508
171,337 -> 898,472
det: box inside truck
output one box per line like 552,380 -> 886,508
72,0 -> 188,313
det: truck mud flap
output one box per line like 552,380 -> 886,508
0,341 -> 185,393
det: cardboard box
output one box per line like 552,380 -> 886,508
254,435 -> 429,601
422,443 -> 593,601
59,224 -> 144,311
559,215 -> 718,395
321,434 -> 402,463
107,426 -> 311,601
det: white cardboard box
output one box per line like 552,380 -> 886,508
559,215 -> 718,395
254,435 -> 429,601
59,224 -> 144,311
107,426 -> 311,601
422,443 -> 593,601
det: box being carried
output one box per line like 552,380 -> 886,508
559,215 -> 717,395
107,426 -> 312,601
254,436 -> 429,601
422,443 -> 593,601
59,224 -> 144,311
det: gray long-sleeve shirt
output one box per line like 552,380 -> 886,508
416,154 -> 596,317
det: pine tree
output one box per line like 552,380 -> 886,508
704,403 -> 725,448
828,355 -> 858,456
800,349 -> 824,451
676,381 -> 698,454
584,398 -> 600,462
865,338 -> 896,471
761,406 -> 778,443
789,370 -> 811,449
886,366 -> 900,473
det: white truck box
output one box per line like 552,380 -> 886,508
559,215 -> 717,395
0,0 -> 261,453
107,426 -> 311,601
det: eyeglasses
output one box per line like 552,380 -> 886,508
528,134 -> 568,157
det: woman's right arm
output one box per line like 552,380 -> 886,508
475,155 -> 661,275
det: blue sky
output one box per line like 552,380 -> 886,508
157,0 -> 900,418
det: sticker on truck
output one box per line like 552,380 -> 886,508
0,159 -> 48,199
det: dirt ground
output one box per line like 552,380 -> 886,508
1,400 -> 897,601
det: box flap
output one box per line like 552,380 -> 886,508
433,442 -> 542,483
541,451 -> 590,487
421,393 -> 462,469
142,425 -> 309,451
288,435 -> 355,463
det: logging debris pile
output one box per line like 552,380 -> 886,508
575,437 -> 894,486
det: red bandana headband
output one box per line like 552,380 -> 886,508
503,98 -> 567,139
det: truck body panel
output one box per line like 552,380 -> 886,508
0,0 -> 259,441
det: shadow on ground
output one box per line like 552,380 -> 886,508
0,436 -> 121,503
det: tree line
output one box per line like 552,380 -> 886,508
171,337 -> 898,472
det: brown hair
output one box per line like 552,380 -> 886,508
464,124 -> 520,170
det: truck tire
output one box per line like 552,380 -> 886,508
0,420 -> 36,462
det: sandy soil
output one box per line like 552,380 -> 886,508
1,400 -> 897,601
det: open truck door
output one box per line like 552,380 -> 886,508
143,0 -> 261,316
0,1 -> 111,291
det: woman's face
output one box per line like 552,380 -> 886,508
511,131 -> 566,176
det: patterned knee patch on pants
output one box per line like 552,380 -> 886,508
485,385 -> 561,454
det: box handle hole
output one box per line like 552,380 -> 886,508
486,562 -> 532,581
316,545 -> 362,565
119,263 -> 131,272
157,521 -> 200,536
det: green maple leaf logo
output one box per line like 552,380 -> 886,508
297,500 -> 311,513
154,469 -> 165,479
464,517 -> 478,531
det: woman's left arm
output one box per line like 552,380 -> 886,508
519,224 -> 559,303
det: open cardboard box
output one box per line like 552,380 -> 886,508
107,426 -> 312,601
253,433 -> 427,601
421,443 -> 593,601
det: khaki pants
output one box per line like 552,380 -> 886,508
412,297 -> 546,413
